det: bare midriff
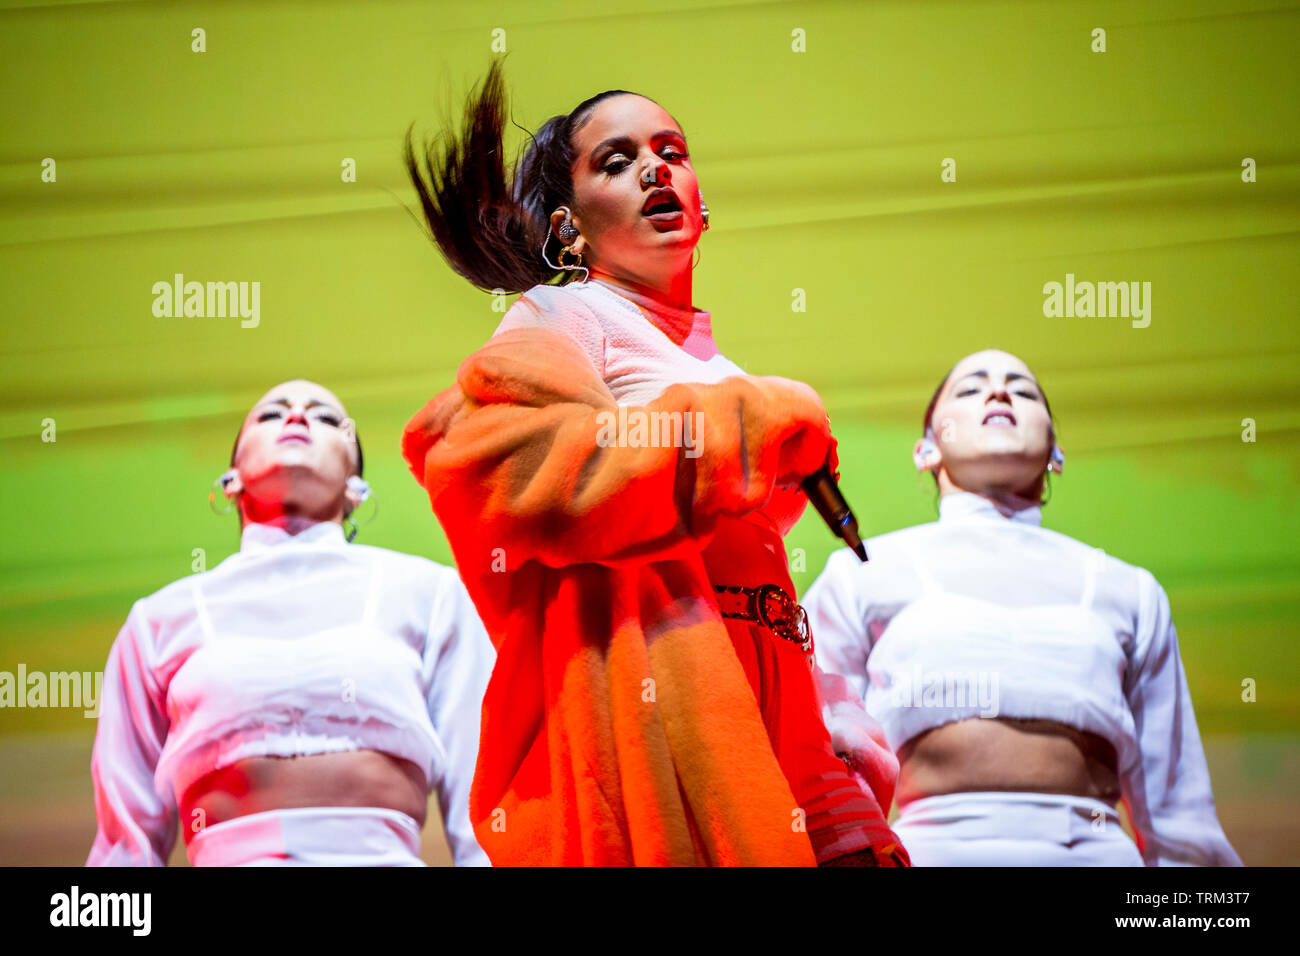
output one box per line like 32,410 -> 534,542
895,717 -> 1121,808
180,750 -> 428,843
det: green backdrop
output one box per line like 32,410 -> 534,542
1,0 -> 1296,865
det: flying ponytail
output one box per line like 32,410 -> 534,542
404,59 -> 635,295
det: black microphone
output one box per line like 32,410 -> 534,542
801,466 -> 869,562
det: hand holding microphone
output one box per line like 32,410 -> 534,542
764,378 -> 869,562
801,462 -> 868,563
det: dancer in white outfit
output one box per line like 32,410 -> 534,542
87,380 -> 496,866
803,350 -> 1241,866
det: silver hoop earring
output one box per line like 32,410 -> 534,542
208,470 -> 237,515
1048,444 -> 1065,475
343,489 -> 378,544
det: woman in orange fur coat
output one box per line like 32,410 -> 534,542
400,61 -> 907,866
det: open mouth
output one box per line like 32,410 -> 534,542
642,187 -> 683,219
982,409 -> 1017,427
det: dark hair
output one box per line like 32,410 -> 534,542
403,58 -> 648,294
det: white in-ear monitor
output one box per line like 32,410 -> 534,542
914,434 -> 940,472
209,469 -> 241,515
1048,444 -> 1065,474
346,475 -> 371,503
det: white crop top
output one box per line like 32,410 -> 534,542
86,521 -> 496,866
867,539 -> 1128,763
802,491 -> 1241,866
493,278 -> 808,537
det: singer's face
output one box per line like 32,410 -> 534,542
563,94 -> 703,283
234,379 -> 358,506
928,350 -> 1053,497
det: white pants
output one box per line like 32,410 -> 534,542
892,792 -> 1145,866
187,806 -> 425,867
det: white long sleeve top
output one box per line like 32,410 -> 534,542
86,520 -> 496,866
492,277 -> 809,537
802,492 -> 1242,866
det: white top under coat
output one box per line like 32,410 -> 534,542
86,520 -> 496,866
500,278 -> 744,406
802,491 -> 1242,866
494,278 -> 809,536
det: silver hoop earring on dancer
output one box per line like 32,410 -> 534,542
343,477 -> 378,544
208,469 -> 237,515
540,206 -> 589,282
1040,444 -> 1064,507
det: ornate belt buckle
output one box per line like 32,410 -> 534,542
754,583 -> 814,654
